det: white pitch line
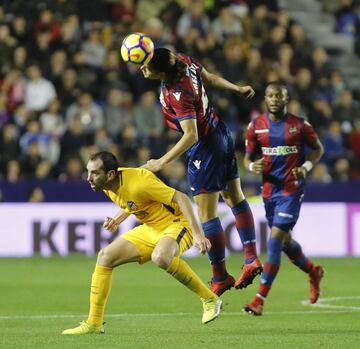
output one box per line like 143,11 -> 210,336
301,296 -> 360,311
0,309 -> 358,320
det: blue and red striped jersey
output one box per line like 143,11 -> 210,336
246,113 -> 318,199
159,54 -> 219,137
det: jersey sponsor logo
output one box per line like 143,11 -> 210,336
127,201 -> 138,209
193,160 -> 201,169
173,92 -> 181,101
261,146 -> 298,156
289,126 -> 297,134
255,129 -> 269,134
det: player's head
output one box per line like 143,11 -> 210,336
87,151 -> 119,191
141,48 -> 186,84
264,81 -> 289,114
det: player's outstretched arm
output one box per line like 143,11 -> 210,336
103,209 -> 130,233
172,190 -> 211,255
201,67 -> 255,98
142,119 -> 198,172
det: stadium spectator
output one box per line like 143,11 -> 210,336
62,151 -> 221,334
25,63 -> 57,113
141,48 -> 262,296
66,92 -> 104,135
211,5 -> 244,44
59,156 -> 85,182
0,123 -> 20,174
28,186 -> 45,202
103,88 -> 132,140
81,29 -> 106,69
243,82 -> 325,315
133,90 -> 163,149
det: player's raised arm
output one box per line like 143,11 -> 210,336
201,67 -> 255,98
172,190 -> 211,255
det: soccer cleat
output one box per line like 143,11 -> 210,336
201,297 -> 222,324
62,320 -> 105,335
209,274 -> 235,296
243,295 -> 264,316
234,258 -> 263,289
309,265 -> 324,304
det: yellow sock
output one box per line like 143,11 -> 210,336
166,257 -> 215,300
87,264 -> 113,326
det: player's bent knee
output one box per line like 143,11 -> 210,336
151,251 -> 171,270
97,248 -> 117,268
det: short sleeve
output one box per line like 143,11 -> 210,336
303,120 -> 318,147
246,121 -> 257,155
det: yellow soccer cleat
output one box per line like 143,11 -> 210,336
201,297 -> 222,324
62,321 -> 105,335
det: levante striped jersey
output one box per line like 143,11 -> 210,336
246,113 -> 318,199
159,54 -> 219,137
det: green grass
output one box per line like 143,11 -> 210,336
0,255 -> 360,349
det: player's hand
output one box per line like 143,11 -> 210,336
237,85 -> 255,98
292,166 -> 307,180
251,158 -> 264,174
103,217 -> 120,233
141,159 -> 165,172
193,236 -> 211,255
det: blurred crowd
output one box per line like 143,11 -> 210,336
0,0 -> 359,202
321,0 -> 360,56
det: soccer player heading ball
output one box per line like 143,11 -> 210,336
243,82 -> 325,315
62,152 -> 221,334
140,47 -> 262,295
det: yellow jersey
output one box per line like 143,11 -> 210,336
103,168 -> 184,231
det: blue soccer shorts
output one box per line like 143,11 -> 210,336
186,121 -> 239,196
263,192 -> 304,230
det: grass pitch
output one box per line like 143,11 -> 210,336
0,255 -> 359,349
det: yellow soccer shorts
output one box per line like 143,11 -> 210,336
121,220 -> 193,264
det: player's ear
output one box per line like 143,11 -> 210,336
107,169 -> 116,180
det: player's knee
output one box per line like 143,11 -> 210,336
97,248 -> 116,268
151,251 -> 171,270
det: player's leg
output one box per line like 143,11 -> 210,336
152,225 -> 221,323
283,234 -> 324,304
194,192 -> 234,296
62,228 -> 144,335
244,225 -> 286,315
221,178 -> 262,289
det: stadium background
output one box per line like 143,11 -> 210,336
0,1 -> 360,348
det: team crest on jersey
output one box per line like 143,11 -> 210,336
127,201 -> 138,209
289,126 -> 297,134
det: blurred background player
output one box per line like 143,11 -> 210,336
243,82 -> 325,315
140,48 -> 262,296
62,151 -> 221,334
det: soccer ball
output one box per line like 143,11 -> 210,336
120,33 -> 154,66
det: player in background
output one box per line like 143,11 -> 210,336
62,151 -> 221,334
243,82 -> 325,315
140,48 -> 262,296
